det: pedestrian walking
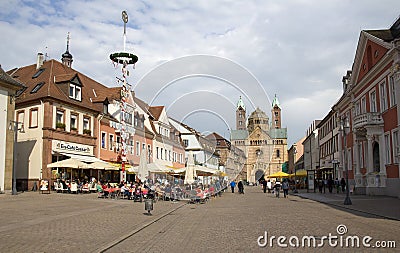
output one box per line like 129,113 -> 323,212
261,180 -> 267,193
340,178 -> 346,193
328,176 -> 334,193
334,178 -> 340,193
282,179 -> 289,198
238,180 -> 244,194
267,180 -> 272,193
230,180 -> 236,193
274,181 -> 281,198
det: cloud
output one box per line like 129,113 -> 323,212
1,0 -> 400,146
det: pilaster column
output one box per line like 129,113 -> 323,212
378,134 -> 387,174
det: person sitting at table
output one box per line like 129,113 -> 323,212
121,183 -> 130,199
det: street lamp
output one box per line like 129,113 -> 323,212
340,118 -> 352,205
9,120 -> 24,195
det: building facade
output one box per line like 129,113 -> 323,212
0,67 -> 24,192
231,95 -> 288,183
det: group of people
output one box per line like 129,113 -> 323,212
230,180 -> 244,194
317,177 -> 348,194
260,179 -> 290,198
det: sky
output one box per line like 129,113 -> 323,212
1,0 -> 400,146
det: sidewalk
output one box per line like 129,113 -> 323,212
294,189 -> 400,221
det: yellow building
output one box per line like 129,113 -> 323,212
231,95 -> 288,183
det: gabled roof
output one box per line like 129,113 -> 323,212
0,66 -> 25,90
9,59 -> 113,112
148,106 -> 164,120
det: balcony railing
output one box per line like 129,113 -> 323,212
353,112 -> 383,129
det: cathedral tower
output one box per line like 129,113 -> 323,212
271,94 -> 281,129
236,96 -> 246,130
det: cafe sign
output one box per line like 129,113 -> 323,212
52,140 -> 93,155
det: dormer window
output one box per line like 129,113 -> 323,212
103,103 -> 108,114
69,83 -> 81,101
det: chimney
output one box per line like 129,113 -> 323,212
36,53 -> 44,69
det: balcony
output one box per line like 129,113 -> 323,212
353,112 -> 383,130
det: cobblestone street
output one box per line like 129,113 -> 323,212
0,187 -> 399,252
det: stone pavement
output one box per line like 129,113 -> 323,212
294,190 -> 400,221
0,187 -> 399,252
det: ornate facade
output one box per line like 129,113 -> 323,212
231,95 -> 288,183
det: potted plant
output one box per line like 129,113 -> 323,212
56,122 -> 65,130
83,129 -> 91,135
71,127 -> 78,133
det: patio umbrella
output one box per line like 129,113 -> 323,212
90,161 -> 118,170
267,171 -> 289,178
137,148 -> 149,182
47,158 -> 88,169
289,169 -> 307,177
184,151 -> 196,184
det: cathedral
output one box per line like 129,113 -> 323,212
231,95 -> 288,183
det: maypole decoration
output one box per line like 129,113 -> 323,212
110,11 -> 138,182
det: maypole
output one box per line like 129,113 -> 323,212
110,11 -> 138,182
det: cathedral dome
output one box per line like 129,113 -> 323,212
248,107 -> 269,120
247,107 -> 269,132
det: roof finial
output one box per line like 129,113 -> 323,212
66,32 -> 70,52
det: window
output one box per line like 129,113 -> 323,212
384,134 -> 391,164
169,150 -> 171,161
156,147 -> 159,159
83,117 -> 90,130
183,139 -> 189,147
136,142 -> 140,156
276,149 -> 280,158
17,111 -> 24,125
116,136 -> 121,152
32,68 -> 45,78
389,75 -> 396,107
16,87 -> 27,97
142,143 -> 146,152
101,132 -> 106,149
354,101 -> 360,116
239,113 -> 242,118
125,112 -> 132,125
103,103 -> 108,114
69,83 -> 81,101
165,149 -> 167,160
179,154 -> 183,163
239,121 -> 242,126
379,81 -> 388,111
393,130 -> 399,164
29,108 -> 38,128
160,148 -> 163,160
148,145 -> 151,160
361,96 -> 367,114
358,142 -> 363,168
56,110 -> 64,124
370,90 -> 377,112
134,117 -> 138,126
70,114 -> 78,130
31,82 -> 45,93
109,134 -> 114,151
130,140 -> 134,154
